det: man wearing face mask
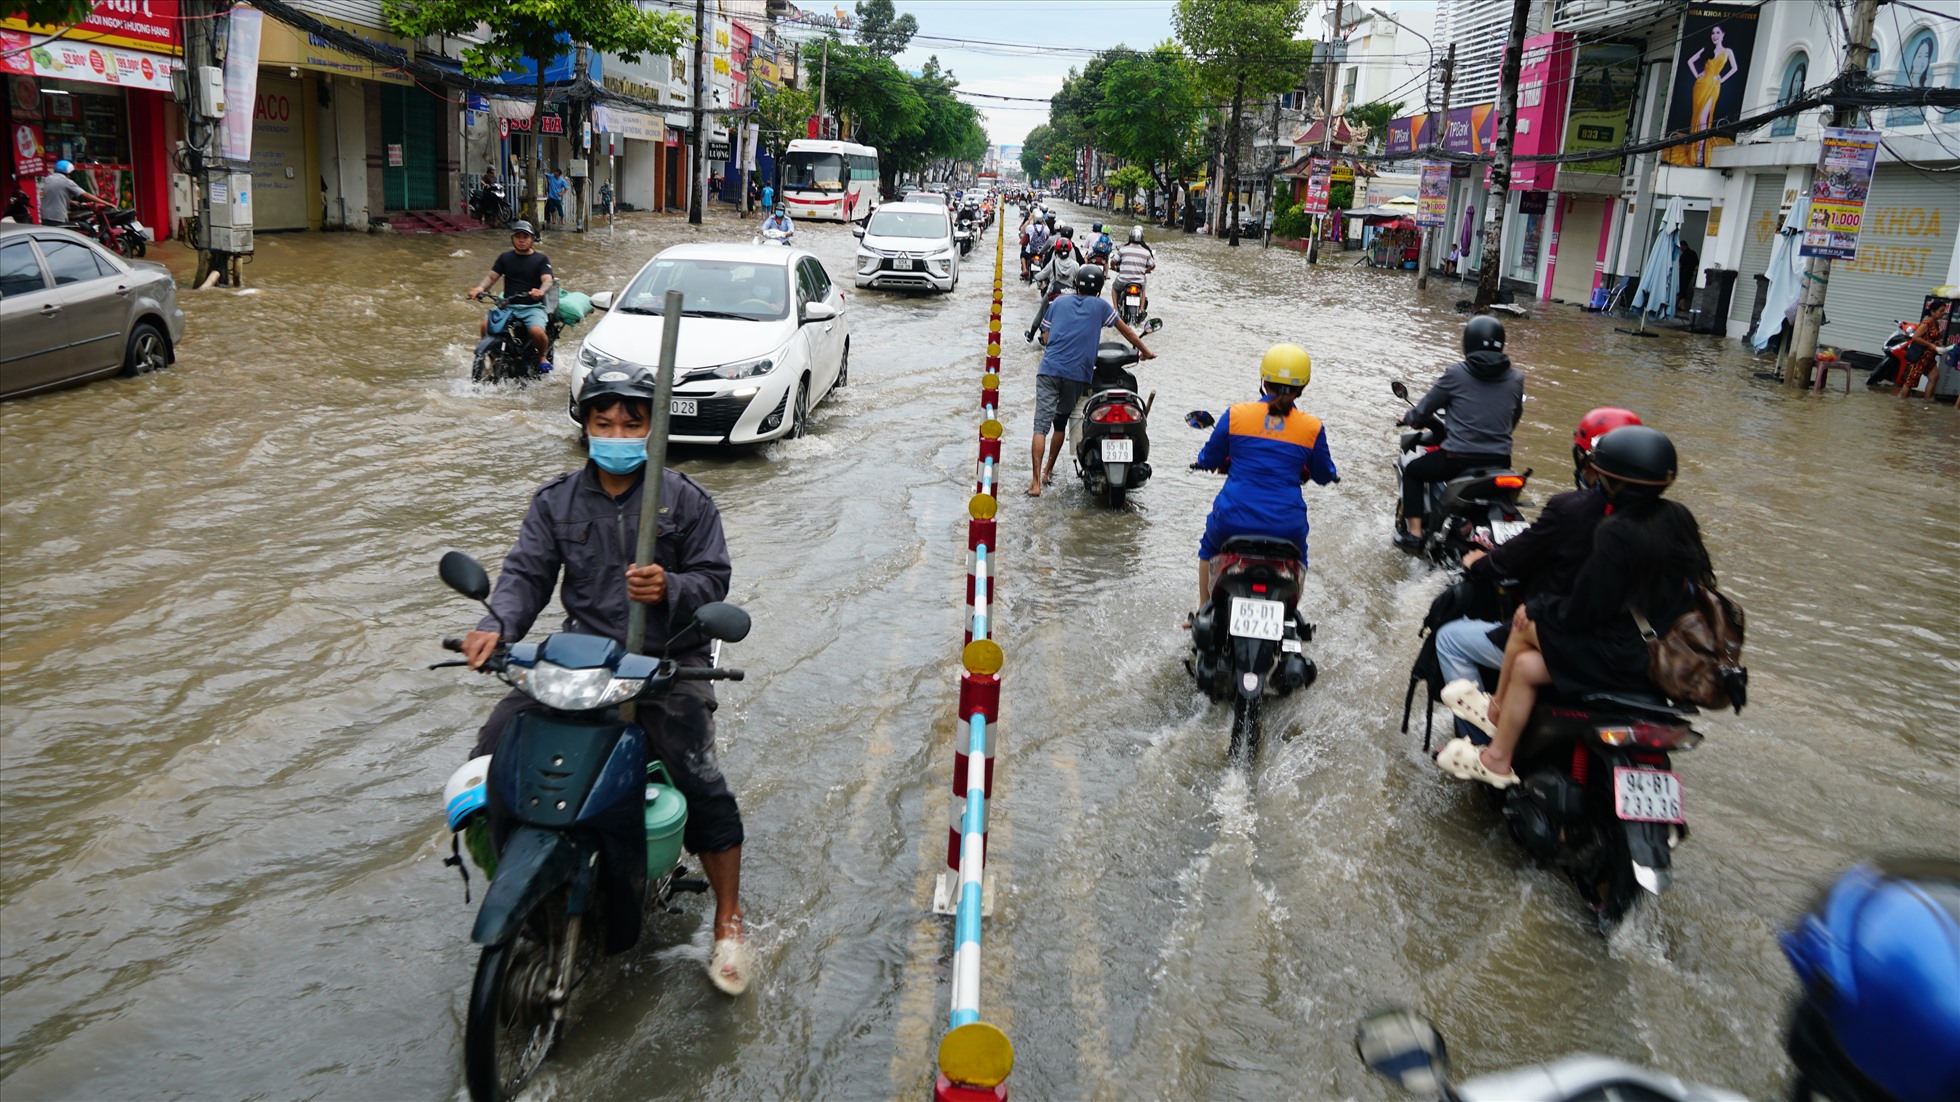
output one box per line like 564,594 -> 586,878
459,366 -> 753,996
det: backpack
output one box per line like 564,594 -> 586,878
1631,583 -> 1748,712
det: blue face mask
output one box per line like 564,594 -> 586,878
588,435 -> 648,475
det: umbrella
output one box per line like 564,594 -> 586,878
1618,195 -> 1684,337
1750,198 -> 1808,352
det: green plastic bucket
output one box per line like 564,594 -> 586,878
645,762 -> 689,877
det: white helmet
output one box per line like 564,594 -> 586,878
443,755 -> 493,831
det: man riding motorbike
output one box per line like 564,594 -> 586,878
1191,345 -> 1339,609
1396,316 -> 1523,548
1030,265 -> 1155,497
1428,408 -> 1643,744
460,366 -> 753,995
1109,225 -> 1156,313
465,220 -> 555,370
759,205 -> 794,241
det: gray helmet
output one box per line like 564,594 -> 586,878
1129,225 -> 1144,244
573,363 -> 658,423
510,219 -> 537,237
1073,264 -> 1107,294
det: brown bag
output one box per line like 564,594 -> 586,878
1630,584 -> 1749,712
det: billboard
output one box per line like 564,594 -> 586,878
1563,41 -> 1642,175
1659,3 -> 1762,167
1512,32 -> 1574,190
1800,127 -> 1880,262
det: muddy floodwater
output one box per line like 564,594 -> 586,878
3,205 -> 1956,1100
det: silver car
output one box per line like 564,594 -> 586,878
0,224 -> 184,400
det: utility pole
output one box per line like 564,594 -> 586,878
1308,0 -> 1341,263
1418,39 -> 1451,291
689,0 -> 706,225
1472,0 -> 1530,313
817,38 -> 829,135
573,45 -> 589,233
1784,0 -> 1882,387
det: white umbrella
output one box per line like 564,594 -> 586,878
1630,194 -> 1686,323
1750,197 -> 1809,352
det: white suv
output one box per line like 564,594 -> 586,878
853,202 -> 959,293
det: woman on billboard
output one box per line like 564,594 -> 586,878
1683,24 -> 1740,166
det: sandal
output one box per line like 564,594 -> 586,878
1436,737 -> 1518,788
1440,680 -> 1496,737
709,936 -> 753,996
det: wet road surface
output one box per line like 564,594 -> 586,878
3,203 -> 1956,1100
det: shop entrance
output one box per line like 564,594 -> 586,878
665,145 -> 681,210
379,85 -> 439,211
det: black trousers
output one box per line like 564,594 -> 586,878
1402,450 -> 1510,519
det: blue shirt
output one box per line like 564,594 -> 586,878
1038,293 -> 1118,384
1195,399 -> 1339,560
761,185 -> 775,207
546,175 -> 569,199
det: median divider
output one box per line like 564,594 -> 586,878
933,211 -> 1015,1102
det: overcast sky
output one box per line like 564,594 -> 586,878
886,0 -> 1442,149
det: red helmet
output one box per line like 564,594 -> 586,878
1572,407 -> 1642,487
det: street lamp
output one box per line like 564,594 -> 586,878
1372,6 -> 1439,285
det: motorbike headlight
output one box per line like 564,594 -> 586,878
707,357 -> 774,380
512,660 -> 645,711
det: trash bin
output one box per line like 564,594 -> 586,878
1693,268 -> 1739,334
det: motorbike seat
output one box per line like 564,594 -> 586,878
1575,688 -> 1699,718
1095,341 -> 1141,370
1436,468 -> 1523,511
1220,535 -> 1301,561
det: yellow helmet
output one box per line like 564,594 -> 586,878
1259,344 -> 1312,388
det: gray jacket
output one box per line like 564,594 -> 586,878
478,464 -> 731,661
1402,352 -> 1524,458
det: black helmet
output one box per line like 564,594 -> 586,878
1073,264 -> 1107,294
573,363 -> 657,423
1463,315 -> 1505,355
1589,425 -> 1677,495
1059,224 -> 1074,239
1091,221 -> 1103,233
510,219 -> 537,237
1045,212 -> 1057,227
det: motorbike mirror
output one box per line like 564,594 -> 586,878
438,550 -> 492,601
1185,410 -> 1216,430
590,291 -> 614,311
1143,317 -> 1163,335
1391,380 -> 1411,402
691,601 -> 752,643
1355,1009 -> 1453,1098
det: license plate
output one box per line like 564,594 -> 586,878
671,399 -> 697,417
1490,519 -> 1528,543
1613,767 -> 1685,824
1101,438 -> 1134,462
1229,597 -> 1285,641
899,259 -> 919,270
1126,295 -> 1141,306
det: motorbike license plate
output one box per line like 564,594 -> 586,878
1613,767 -> 1685,824
1229,597 -> 1285,641
1101,438 -> 1134,462
1126,295 -> 1141,306
1490,519 -> 1529,543
671,399 -> 697,417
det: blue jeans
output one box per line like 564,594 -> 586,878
1435,618 -> 1503,742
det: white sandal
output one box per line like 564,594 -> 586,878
709,937 -> 753,996
1436,737 -> 1518,789
1440,680 -> 1496,737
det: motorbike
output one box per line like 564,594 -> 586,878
751,226 -> 795,247
470,178 -> 513,227
1187,533 -> 1319,763
1402,574 -> 1703,926
75,205 -> 147,257
1072,318 -> 1163,506
1390,380 -> 1531,567
954,208 -> 977,255
4,189 -> 31,223
472,290 -> 571,384
430,551 -> 751,1102
1116,277 -> 1148,326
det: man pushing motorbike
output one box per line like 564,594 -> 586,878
1029,265 -> 1154,496
460,367 -> 753,995
465,220 -> 554,371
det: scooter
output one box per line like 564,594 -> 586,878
1402,575 -> 1706,926
1187,534 -> 1319,763
751,226 -> 794,247
1072,319 -> 1164,506
1116,277 -> 1147,326
1391,380 -> 1530,567
471,289 -> 571,384
470,178 -> 512,226
76,205 -> 147,257
429,551 -> 750,1102
954,209 -> 977,255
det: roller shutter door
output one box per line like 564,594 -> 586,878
1820,167 -> 1957,355
380,86 -> 440,211
1731,174 -> 1784,335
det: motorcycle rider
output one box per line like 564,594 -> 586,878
1191,345 -> 1339,609
1780,858 -> 1960,1102
1109,225 -> 1157,313
1024,225 -> 1082,341
1397,316 -> 1524,548
1029,265 -> 1156,496
36,159 -> 108,227
759,204 -> 794,241
1428,408 -> 1642,748
465,220 -> 555,370
460,366 -> 753,995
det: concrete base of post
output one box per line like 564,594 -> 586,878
932,869 -> 997,917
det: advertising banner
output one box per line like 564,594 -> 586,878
1799,127 -> 1880,261
219,6 -> 263,164
1512,32 -> 1574,191
1,3 -> 179,55
1300,157 -> 1332,215
1442,104 -> 1496,154
1417,162 -> 1449,227
1659,3 -> 1762,167
1563,41 -> 1642,175
256,14 -> 414,86
24,36 -> 180,90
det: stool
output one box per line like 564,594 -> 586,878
1813,353 -> 1851,394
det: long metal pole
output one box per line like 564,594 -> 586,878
1309,0 -> 1340,263
1472,0 -> 1531,313
689,0 -> 706,225
624,288 -> 685,658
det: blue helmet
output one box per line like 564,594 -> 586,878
54,159 -> 74,174
1781,858 -> 1960,1102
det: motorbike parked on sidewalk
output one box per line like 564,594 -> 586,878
1073,318 -> 1163,507
471,290 -> 569,384
429,551 -> 750,1102
1402,574 -> 1705,926
1187,534 -> 1318,763
470,178 -> 514,227
1391,380 -> 1530,567
75,205 -> 147,257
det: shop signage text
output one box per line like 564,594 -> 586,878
1,0 -> 179,55
505,114 -> 566,135
1800,127 -> 1881,262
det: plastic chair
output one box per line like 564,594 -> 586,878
1812,351 -> 1851,394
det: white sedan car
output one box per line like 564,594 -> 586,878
573,243 -> 849,445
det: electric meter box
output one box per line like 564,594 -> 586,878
195,66 -> 226,118
201,171 -> 254,252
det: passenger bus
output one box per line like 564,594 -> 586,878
781,139 -> 879,222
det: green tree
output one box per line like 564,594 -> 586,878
1094,44 -> 1204,221
1020,123 -> 1063,180
1106,164 -> 1152,212
754,84 -> 815,174
1344,99 -> 1405,153
853,0 -> 918,59
1174,0 -> 1311,244
15,1 -> 91,25
383,0 -> 686,216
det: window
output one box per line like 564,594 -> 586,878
795,258 -> 820,303
1890,29 -> 1938,124
865,209 -> 948,239
807,259 -> 832,300
1343,69 -> 1358,110
1771,52 -> 1807,136
0,240 -> 48,296
40,238 -> 111,286
784,151 -> 844,192
618,258 -> 788,320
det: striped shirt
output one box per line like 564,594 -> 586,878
1111,242 -> 1154,280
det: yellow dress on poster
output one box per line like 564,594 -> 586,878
1666,25 -> 1739,167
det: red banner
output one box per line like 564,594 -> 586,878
1,0 -> 181,55
1299,157 -> 1332,215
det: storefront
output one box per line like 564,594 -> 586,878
255,11 -> 416,230
1819,164 -> 1959,355
2,6 -> 181,231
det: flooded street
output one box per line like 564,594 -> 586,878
3,204 -> 1956,1100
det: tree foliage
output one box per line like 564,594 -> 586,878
821,41 -> 986,189
853,0 -> 918,59
1094,44 -> 1205,189
755,84 -> 815,165
1345,99 -> 1406,153
1174,0 -> 1311,241
15,1 -> 92,25
1106,164 -> 1153,207
1020,124 -> 1062,179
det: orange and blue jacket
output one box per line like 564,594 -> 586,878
1196,399 -> 1339,556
